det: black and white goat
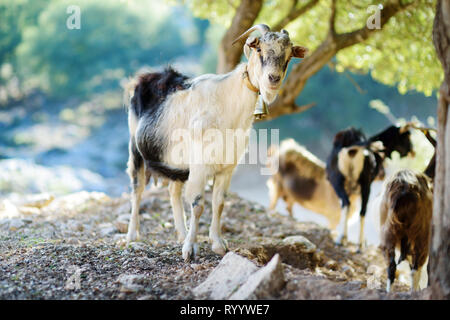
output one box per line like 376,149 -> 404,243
124,24 -> 308,261
380,129 -> 435,292
326,125 -> 413,251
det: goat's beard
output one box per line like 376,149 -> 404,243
260,88 -> 278,105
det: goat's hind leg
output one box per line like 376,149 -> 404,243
169,181 -> 187,243
357,180 -> 371,253
209,170 -> 232,256
267,177 -> 280,212
126,139 -> 146,245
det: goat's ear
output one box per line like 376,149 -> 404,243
291,45 -> 308,58
245,36 -> 259,48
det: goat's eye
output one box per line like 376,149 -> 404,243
257,48 -> 261,53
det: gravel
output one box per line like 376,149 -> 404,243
0,187 -> 427,299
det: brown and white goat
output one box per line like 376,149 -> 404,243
379,130 -> 435,292
124,24 -> 308,261
267,139 -> 359,229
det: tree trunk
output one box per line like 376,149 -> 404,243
216,0 -> 263,74
430,0 -> 450,300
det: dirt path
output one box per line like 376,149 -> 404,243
0,188 -> 426,299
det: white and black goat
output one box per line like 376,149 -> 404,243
380,129 -> 435,292
326,125 -> 414,251
124,24 -> 308,261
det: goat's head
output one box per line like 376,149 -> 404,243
233,24 -> 308,104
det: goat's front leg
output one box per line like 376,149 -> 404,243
209,170 -> 232,256
357,179 -> 371,252
386,248 -> 397,293
336,205 -> 349,246
126,139 -> 146,245
168,181 -> 187,243
182,166 -> 207,262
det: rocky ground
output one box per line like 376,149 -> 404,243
0,186 -> 429,300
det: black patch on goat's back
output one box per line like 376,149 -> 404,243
368,125 -> 412,158
131,67 -> 190,118
130,67 -> 190,182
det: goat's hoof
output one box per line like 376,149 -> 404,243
356,242 -> 366,253
211,238 -> 228,256
335,236 -> 347,247
126,231 -> 140,246
182,242 -> 198,262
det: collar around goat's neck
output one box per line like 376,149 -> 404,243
242,66 -> 259,94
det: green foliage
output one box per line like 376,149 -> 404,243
336,1 -> 441,96
186,0 -> 443,97
0,0 -> 48,65
0,0 -> 205,97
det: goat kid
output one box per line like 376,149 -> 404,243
380,130 -> 435,292
124,24 -> 307,261
326,125 -> 413,251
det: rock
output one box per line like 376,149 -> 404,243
18,193 -> 54,209
367,275 -> 382,290
67,220 -> 84,232
282,235 -> 316,253
18,207 -> 40,215
238,241 -> 319,270
341,265 -> 355,277
128,242 -> 147,251
229,254 -> 285,300
115,214 -> 130,233
98,223 -> 117,237
325,259 -> 339,271
116,274 -> 145,293
193,252 -> 258,299
115,221 -> 128,234
9,218 -> 25,231
367,264 -> 383,277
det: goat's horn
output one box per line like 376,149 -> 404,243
232,24 -> 271,45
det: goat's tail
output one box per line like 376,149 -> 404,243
122,77 -> 138,112
146,160 -> 189,182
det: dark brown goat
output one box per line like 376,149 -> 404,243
379,130 -> 435,292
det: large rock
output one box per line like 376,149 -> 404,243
229,254 -> 285,300
192,252 -> 258,299
282,235 -> 316,253
116,274 -> 146,293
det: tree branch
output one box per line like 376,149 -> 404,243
217,0 -> 263,73
329,0 -> 337,38
273,0 -> 319,31
265,0 -> 414,121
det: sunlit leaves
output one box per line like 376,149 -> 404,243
184,0 -> 443,96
